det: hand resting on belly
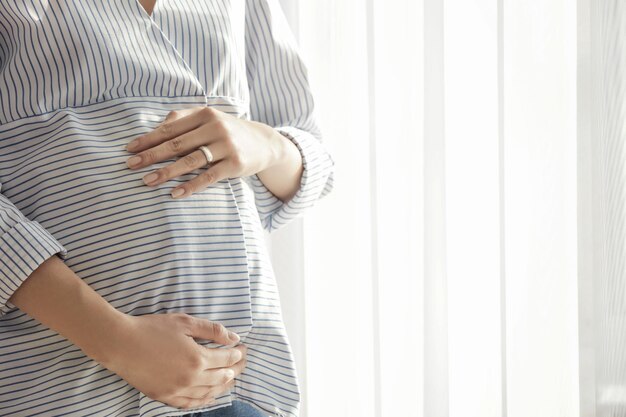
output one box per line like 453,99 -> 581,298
9,255 -> 247,411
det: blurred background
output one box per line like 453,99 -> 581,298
264,1 -> 622,417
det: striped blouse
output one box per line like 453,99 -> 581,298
0,1 -> 334,417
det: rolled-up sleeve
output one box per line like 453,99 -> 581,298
243,0 -> 335,233
0,190 -> 68,317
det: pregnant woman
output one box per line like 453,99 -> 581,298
0,1 -> 334,417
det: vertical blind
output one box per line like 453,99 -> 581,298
268,0 -> 619,416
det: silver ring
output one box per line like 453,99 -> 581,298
198,145 -> 214,166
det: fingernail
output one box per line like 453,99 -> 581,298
143,172 -> 158,185
126,140 -> 139,152
171,188 -> 185,198
127,155 -> 141,168
228,331 -> 240,342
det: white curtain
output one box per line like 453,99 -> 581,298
266,0 -> 619,416
582,1 -> 626,416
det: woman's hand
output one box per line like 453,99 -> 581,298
97,312 -> 247,410
125,106 -> 301,201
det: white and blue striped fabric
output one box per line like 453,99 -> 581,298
0,1 -> 334,416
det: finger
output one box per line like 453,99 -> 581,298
126,107 -> 216,153
168,392 -> 216,411
126,126 -> 217,171
198,346 -> 247,385
168,377 -> 236,410
199,344 -> 247,370
128,107 -> 205,152
142,141 -> 230,187
206,348 -> 247,378
175,379 -> 236,410
162,107 -> 198,123
177,346 -> 247,395
195,366 -> 236,387
161,110 -> 181,124
178,378 -> 237,401
126,116 -> 231,171
187,318 -> 240,345
170,159 -> 230,199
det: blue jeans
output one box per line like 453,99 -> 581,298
183,400 -> 268,417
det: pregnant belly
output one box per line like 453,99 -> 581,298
0,95 -> 253,334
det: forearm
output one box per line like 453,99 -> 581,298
255,124 -> 303,203
8,254 -> 128,364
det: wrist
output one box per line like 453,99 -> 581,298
275,130 -> 301,169
263,127 -> 300,173
256,130 -> 303,202
76,307 -> 133,366
249,121 -> 295,171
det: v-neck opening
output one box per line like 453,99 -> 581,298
135,0 -> 158,19
129,0 -> 209,100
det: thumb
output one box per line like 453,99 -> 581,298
188,318 -> 240,346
